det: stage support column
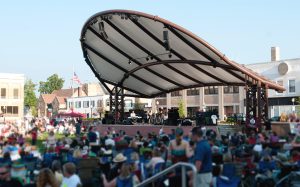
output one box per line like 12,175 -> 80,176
257,82 -> 262,127
239,86 -> 245,114
120,88 -> 124,122
264,86 -> 269,119
167,93 -> 171,110
114,86 -> 118,124
246,85 -> 258,129
109,94 -> 113,112
218,86 -> 224,121
199,87 -> 205,110
182,89 -> 187,117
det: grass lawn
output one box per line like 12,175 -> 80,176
25,132 -> 75,153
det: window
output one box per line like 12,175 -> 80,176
204,86 -> 218,95
171,91 -> 182,97
276,80 -> 283,94
97,100 -> 103,107
75,101 -> 81,108
68,102 -> 74,108
289,80 -> 296,93
187,88 -> 200,96
2,106 -> 18,115
157,93 -> 167,98
13,89 -> 18,99
13,106 -> 18,114
224,86 -> 239,94
90,100 -> 95,107
83,101 -> 89,108
206,106 -> 218,112
187,107 -> 198,117
1,88 -> 6,99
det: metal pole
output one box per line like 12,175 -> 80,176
265,87 -> 269,119
181,166 -> 186,187
109,94 -> 113,112
115,86 -> 118,124
257,85 -> 262,127
120,88 -> 124,122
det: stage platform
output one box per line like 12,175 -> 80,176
94,124 -> 220,137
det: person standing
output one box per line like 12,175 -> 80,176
191,127 -> 212,187
75,119 -> 81,136
31,127 -> 38,146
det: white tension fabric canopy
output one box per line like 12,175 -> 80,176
80,10 -> 284,98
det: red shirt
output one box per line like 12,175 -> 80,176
248,137 -> 256,145
31,131 -> 37,140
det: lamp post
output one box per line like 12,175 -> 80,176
3,106 -> 6,122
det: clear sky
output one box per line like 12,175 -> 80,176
0,0 -> 299,88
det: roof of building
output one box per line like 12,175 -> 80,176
52,88 -> 75,98
40,94 -> 56,104
55,96 -> 66,105
80,10 -> 285,98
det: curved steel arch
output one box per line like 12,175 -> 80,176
120,60 -> 237,85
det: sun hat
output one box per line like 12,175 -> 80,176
113,153 -> 127,163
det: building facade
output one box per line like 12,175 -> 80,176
0,73 -> 25,122
246,58 -> 300,117
153,86 -> 244,120
66,95 -> 138,118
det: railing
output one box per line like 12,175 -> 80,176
275,171 -> 300,187
137,162 -> 197,187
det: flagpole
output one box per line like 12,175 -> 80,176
72,65 -> 74,112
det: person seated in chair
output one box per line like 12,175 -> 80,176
0,163 -> 22,187
61,162 -> 81,187
102,163 -> 139,187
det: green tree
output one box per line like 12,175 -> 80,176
38,74 -> 64,94
178,99 -> 186,119
24,79 -> 38,116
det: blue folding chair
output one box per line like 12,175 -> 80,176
153,162 -> 165,175
217,176 -> 240,187
116,174 -> 134,187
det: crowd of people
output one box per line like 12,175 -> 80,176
1,117 -> 300,187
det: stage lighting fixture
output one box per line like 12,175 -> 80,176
128,59 -> 132,64
99,21 -> 108,39
146,56 -> 149,61
163,30 -> 170,51
168,53 -> 172,58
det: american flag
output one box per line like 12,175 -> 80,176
72,72 -> 81,85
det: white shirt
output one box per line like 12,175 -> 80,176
105,138 -> 115,146
211,115 -> 218,124
61,174 -> 81,187
146,157 -> 165,169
